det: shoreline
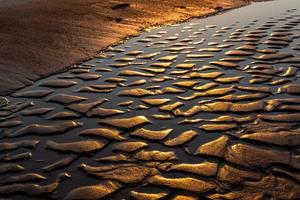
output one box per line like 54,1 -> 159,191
0,0 -> 268,95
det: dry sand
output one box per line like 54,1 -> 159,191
0,0 -> 260,94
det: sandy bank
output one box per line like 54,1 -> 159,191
0,0 -> 260,94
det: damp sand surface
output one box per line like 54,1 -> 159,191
1,0 -> 300,199
0,0 -> 264,94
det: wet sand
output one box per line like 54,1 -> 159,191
0,0 -> 263,94
0,0 -> 300,199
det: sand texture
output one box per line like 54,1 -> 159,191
0,0 -> 258,93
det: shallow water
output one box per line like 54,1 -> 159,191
1,0 -> 300,199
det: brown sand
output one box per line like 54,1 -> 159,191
0,0 -> 258,94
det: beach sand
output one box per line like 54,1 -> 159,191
0,0 -> 259,94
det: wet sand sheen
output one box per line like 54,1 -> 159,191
0,0 -> 300,199
0,0 -> 266,94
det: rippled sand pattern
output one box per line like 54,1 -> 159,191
1,1 -> 300,199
